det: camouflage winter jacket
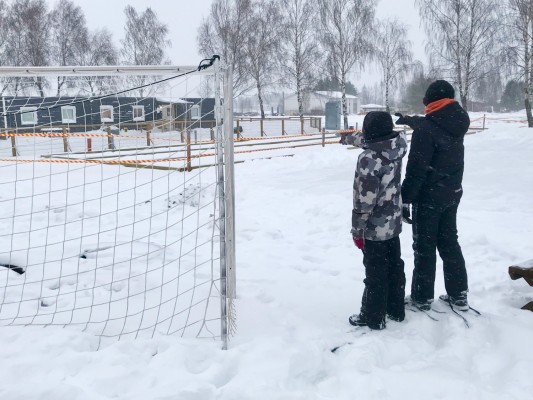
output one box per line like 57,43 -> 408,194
351,131 -> 408,241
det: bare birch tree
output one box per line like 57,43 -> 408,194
197,0 -> 254,96
317,0 -> 376,129
121,6 -> 171,96
5,0 -> 50,96
417,0 -> 503,109
280,0 -> 320,121
375,19 -> 414,113
0,0 -> 7,62
0,0 -> 9,93
50,0 -> 89,95
506,0 -> 533,126
241,0 -> 282,119
74,29 -> 119,96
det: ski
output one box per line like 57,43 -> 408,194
0,264 -> 25,275
405,304 -> 440,321
330,328 -> 368,353
436,299 -> 482,328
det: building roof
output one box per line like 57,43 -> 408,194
156,97 -> 191,104
284,91 -> 359,101
361,104 -> 386,109
315,91 -> 358,99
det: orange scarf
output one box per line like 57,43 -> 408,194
425,98 -> 456,115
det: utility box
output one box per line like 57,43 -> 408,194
325,101 -> 341,130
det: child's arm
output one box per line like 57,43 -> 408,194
401,124 -> 435,204
351,152 -> 381,238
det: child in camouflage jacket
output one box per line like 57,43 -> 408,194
349,111 -> 408,330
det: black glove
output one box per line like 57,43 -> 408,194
394,113 -> 409,125
339,133 -> 348,145
402,204 -> 412,224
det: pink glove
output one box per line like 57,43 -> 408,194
353,237 -> 364,250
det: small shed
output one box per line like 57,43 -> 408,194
361,104 -> 387,114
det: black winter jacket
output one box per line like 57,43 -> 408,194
401,101 -> 470,207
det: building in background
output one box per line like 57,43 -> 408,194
283,91 -> 360,116
360,104 -> 387,114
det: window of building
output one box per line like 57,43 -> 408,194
100,105 -> 114,123
20,107 -> 38,125
132,105 -> 145,121
190,105 -> 200,120
61,106 -> 76,123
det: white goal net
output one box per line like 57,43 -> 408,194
0,57 -> 235,348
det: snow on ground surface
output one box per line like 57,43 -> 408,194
0,112 -> 532,399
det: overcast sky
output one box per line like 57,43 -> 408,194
49,0 -> 426,84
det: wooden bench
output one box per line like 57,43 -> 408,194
509,260 -> 533,311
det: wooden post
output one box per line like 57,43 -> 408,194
260,119 -> 264,137
146,122 -> 152,146
107,126 -> 115,150
319,117 -> 322,132
322,128 -> 326,148
282,119 -> 285,135
87,138 -> 92,152
10,134 -> 17,157
62,127 -> 69,152
300,118 -> 304,135
236,119 -> 241,139
180,122 -> 184,143
186,129 -> 192,172
210,127 -> 214,141
483,114 -> 486,130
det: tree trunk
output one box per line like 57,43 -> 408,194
525,96 -> 533,127
461,95 -> 468,110
341,71 -> 348,129
297,87 -> 304,132
385,78 -> 390,113
36,77 -> 44,97
524,24 -> 533,128
257,82 -> 265,120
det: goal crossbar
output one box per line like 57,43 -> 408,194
0,65 -> 210,77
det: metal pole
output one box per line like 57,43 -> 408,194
186,130 -> 192,172
2,96 -> 8,140
215,58 -> 228,350
224,67 -> 236,304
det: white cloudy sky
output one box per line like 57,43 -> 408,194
47,0 -> 426,83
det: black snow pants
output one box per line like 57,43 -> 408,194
360,236 -> 406,328
410,203 -> 468,303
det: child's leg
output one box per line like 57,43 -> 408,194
411,204 -> 440,303
360,240 -> 388,329
386,236 -> 406,321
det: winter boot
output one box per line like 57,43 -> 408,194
439,294 -> 468,312
348,314 -> 385,330
387,313 -> 405,322
405,295 -> 432,311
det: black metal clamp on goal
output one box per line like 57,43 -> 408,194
197,55 -> 220,71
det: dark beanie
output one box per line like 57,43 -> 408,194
362,111 -> 395,143
423,80 -> 455,105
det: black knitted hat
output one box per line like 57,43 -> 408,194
362,111 -> 396,143
423,80 -> 455,105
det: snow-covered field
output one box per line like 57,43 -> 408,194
0,112 -> 532,399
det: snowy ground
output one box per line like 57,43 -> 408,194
0,112 -> 532,399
